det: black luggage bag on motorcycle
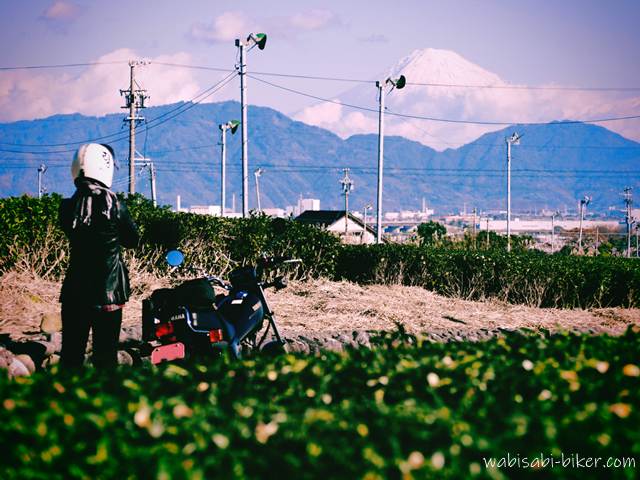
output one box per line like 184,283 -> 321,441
142,278 -> 218,341
142,277 -> 265,347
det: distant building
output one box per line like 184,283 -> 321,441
285,197 -> 321,217
296,210 -> 379,244
189,205 -> 222,216
262,208 -> 287,218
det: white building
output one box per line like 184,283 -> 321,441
189,205 -> 222,216
296,210 -> 380,244
286,198 -> 321,217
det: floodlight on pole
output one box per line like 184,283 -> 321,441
505,132 -> 521,252
219,120 -> 240,217
235,33 -> 267,218
340,168 -> 354,236
375,74 -> 406,244
623,187 -> 634,258
37,163 -> 47,199
362,204 -> 372,244
578,195 -> 591,252
254,167 -> 264,213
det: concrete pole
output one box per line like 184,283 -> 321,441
472,207 -> 477,249
128,63 -> 136,195
626,193 -> 632,258
237,41 -> 249,217
149,161 -> 157,207
254,168 -> 263,213
506,139 -> 512,252
220,126 -> 227,217
375,82 -> 385,244
578,202 -> 584,252
344,188 -> 349,236
486,217 -> 490,249
37,164 -> 46,199
551,213 -> 556,254
362,206 -> 368,244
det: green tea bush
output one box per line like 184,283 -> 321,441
334,244 -> 640,308
1,195 -> 637,308
1,328 -> 638,479
0,195 -> 341,280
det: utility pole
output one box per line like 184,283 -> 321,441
578,195 -> 591,253
149,161 -> 157,207
375,81 -> 385,244
235,33 -> 267,218
551,211 -> 559,254
37,163 -> 47,199
254,168 -> 264,213
218,120 -> 239,217
505,132 -> 521,252
120,60 -> 149,195
340,168 -> 354,237
623,187 -> 634,258
375,74 -> 406,244
362,204 -> 372,244
472,207 -> 477,249
139,160 -> 157,207
486,217 -> 490,249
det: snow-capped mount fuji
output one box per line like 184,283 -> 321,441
386,48 -> 505,89
296,47 -> 640,150
296,47 -> 519,149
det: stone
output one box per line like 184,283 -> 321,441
117,350 -> 133,366
38,341 -> 57,357
40,312 -> 62,334
0,347 -> 14,370
48,332 -> 62,353
8,358 -> 30,377
319,338 -> 343,352
119,326 -> 142,344
43,354 -> 60,368
15,354 -> 36,374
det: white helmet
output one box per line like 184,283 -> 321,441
71,143 -> 115,188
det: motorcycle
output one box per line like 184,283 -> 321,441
142,251 -> 298,364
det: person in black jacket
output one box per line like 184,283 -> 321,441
59,143 -> 139,368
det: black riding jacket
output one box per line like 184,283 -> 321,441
59,186 -> 139,306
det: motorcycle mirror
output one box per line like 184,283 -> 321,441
166,250 -> 185,267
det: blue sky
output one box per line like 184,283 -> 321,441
1,0 -> 639,145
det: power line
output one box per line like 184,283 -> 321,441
129,61 -> 640,92
0,61 -> 128,71
248,74 -> 640,126
0,72 -> 237,152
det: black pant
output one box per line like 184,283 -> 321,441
60,303 -> 122,369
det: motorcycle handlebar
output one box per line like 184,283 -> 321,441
206,275 -> 231,290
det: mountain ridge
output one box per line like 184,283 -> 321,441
1,100 -> 639,215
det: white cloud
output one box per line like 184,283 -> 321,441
189,11 -> 254,44
358,34 -> 389,44
289,10 -> 337,31
42,1 -> 80,20
0,49 -> 210,122
189,9 -> 341,45
295,49 -> 640,148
